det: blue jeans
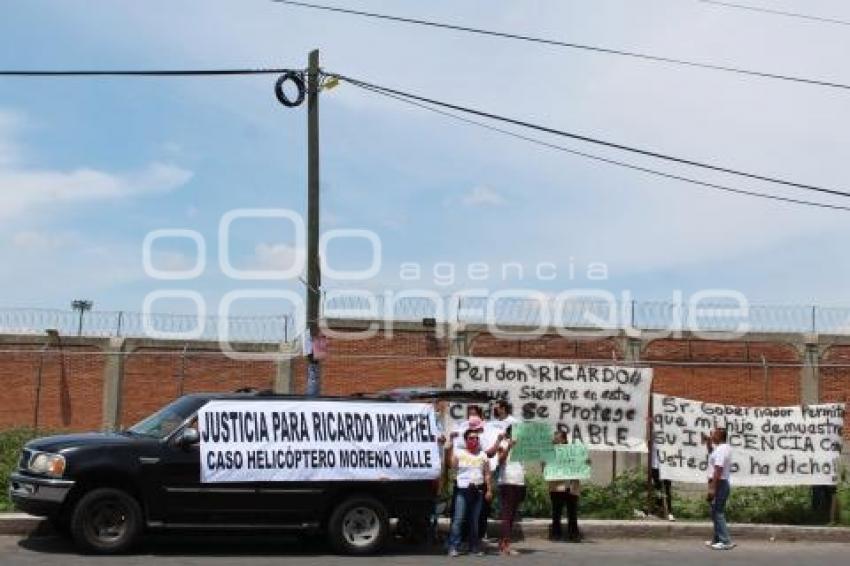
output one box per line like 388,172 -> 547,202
448,486 -> 484,552
711,480 -> 732,545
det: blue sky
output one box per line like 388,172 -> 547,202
2,0 -> 850,323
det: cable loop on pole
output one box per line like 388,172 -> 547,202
275,71 -> 306,107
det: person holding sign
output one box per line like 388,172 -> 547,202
546,430 -> 583,542
495,426 -> 526,556
706,427 -> 735,551
448,407 -> 483,521
447,428 -> 493,557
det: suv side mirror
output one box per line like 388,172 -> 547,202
178,427 -> 200,448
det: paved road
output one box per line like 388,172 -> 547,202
1,535 -> 847,565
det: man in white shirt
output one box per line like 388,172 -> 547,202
706,427 -> 735,550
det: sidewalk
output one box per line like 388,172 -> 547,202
2,513 -> 849,542
474,518 -> 850,542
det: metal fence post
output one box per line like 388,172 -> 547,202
761,354 -> 769,405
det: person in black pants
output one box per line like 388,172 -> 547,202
548,430 -> 582,542
651,444 -> 675,521
549,487 -> 569,540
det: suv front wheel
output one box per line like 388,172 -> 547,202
327,496 -> 389,555
70,487 -> 142,554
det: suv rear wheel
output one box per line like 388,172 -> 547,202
69,487 -> 142,554
327,496 -> 389,555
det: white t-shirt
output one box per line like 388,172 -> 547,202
455,448 -> 488,488
453,422 -> 500,469
708,443 -> 732,481
487,416 -> 518,469
497,439 -> 525,486
489,415 -> 518,434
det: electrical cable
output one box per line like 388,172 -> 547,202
699,0 -> 850,27
331,73 -> 850,199
0,68 -> 297,77
275,0 -> 850,92
345,79 -> 850,212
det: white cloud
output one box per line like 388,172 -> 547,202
253,242 -> 304,274
0,110 -> 192,220
12,230 -> 80,250
461,186 -> 508,207
0,162 -> 193,219
0,108 -> 196,306
150,250 -> 196,273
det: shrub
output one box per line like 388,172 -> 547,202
517,469 -> 850,526
518,472 -> 550,518
519,470 -> 648,520
838,480 -> 850,526
0,428 -> 48,511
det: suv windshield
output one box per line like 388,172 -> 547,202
127,396 -> 207,439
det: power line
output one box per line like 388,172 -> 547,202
0,68 -> 297,77
345,78 -> 850,212
331,73 -> 850,199
699,0 -> 850,27
275,0 -> 850,92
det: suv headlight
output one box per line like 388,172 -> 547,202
28,452 -> 66,477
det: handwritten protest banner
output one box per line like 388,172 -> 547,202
198,400 -> 441,482
544,443 -> 591,481
447,356 -> 653,452
510,421 -> 554,463
652,394 -> 845,486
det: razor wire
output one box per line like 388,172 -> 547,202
3,298 -> 850,342
0,308 -> 291,343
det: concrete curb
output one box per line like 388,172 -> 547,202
2,514 -> 849,542
455,518 -> 850,543
0,514 -> 48,536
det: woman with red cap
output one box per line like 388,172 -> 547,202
447,418 -> 492,556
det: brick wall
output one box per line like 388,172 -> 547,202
646,339 -> 801,406
292,330 -> 448,396
0,342 -> 104,431
121,348 -> 277,428
0,329 -> 847,437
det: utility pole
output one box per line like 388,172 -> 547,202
305,49 -> 322,396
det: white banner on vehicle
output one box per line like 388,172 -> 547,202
446,356 -> 653,452
198,400 -> 442,483
653,394 -> 845,486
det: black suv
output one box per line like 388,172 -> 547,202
9,390 -> 470,555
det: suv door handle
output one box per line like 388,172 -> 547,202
139,457 -> 160,465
